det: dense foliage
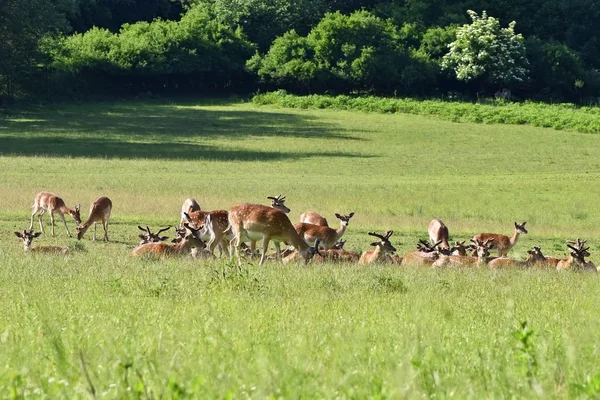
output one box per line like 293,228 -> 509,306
1,0 -> 599,103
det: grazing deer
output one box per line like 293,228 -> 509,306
228,203 -> 315,266
137,225 -> 171,245
428,219 -> 450,249
180,198 -> 201,225
14,229 -> 69,255
294,212 -> 355,250
400,240 -> 443,266
359,231 -> 397,265
472,222 -> 528,257
76,197 -> 112,241
487,246 -> 547,269
29,191 -> 81,237
132,223 -> 205,257
299,212 -> 329,226
432,239 -> 494,268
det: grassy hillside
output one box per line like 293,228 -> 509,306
1,99 -> 600,397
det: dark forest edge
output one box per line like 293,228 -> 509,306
2,0 -> 599,106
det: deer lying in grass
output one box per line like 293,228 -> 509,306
76,197 -> 112,241
294,212 -> 354,250
556,240 -> 596,271
428,219 -> 450,250
359,231 -> 397,265
400,240 -> 444,266
487,246 -> 547,269
282,240 -> 321,264
313,240 -> 361,263
432,239 -> 494,268
14,229 -> 69,255
299,211 -> 329,226
472,222 -> 528,257
137,225 -> 171,245
132,223 -> 204,257
30,191 -> 81,237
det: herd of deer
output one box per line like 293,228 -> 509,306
12,191 -> 598,272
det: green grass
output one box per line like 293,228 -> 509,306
1,98 -> 600,397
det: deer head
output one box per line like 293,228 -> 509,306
267,195 -> 290,214
335,212 -> 355,227
368,230 -> 396,254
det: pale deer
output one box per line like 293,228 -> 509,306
132,223 -> 205,257
432,239 -> 494,268
472,222 -> 528,257
359,231 -> 397,265
294,212 -> 354,250
556,243 -> 593,271
14,229 -> 70,255
228,203 -> 314,266
137,225 -> 171,245
180,198 -> 201,225
428,219 -> 450,250
299,212 -> 328,226
487,246 -> 547,269
29,191 -> 81,237
400,240 -> 443,266
76,197 -> 112,241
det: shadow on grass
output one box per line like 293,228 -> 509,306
0,101 -> 369,161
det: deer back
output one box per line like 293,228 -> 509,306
428,219 -> 449,248
299,212 -> 329,226
230,203 -> 303,245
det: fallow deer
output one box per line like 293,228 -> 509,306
313,240 -> 361,263
487,246 -> 547,269
282,240 -> 321,264
132,223 -> 205,257
472,222 -> 528,257
556,243 -> 593,271
400,240 -> 443,266
432,239 -> 494,268
29,191 -> 81,237
428,219 -> 450,250
299,212 -> 328,226
228,203 -> 314,266
294,212 -> 354,250
359,231 -> 397,265
137,225 -> 171,245
76,197 -> 112,241
14,229 -> 69,255
180,198 -> 201,225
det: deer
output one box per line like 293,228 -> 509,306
313,240 -> 361,263
180,198 -> 201,225
137,225 -> 171,245
282,240 -> 321,264
132,223 -> 205,257
14,229 -> 69,255
76,196 -> 112,241
294,212 -> 355,250
432,239 -> 494,268
487,246 -> 547,269
228,202 -> 316,266
29,191 -> 81,238
556,242 -> 594,271
299,212 -> 329,226
428,219 -> 450,250
400,239 -> 444,266
359,231 -> 397,265
472,222 -> 528,257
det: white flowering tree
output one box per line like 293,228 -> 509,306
442,10 -> 529,91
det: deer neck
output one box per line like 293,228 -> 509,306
335,222 -> 348,241
58,204 -> 72,214
509,228 -> 521,246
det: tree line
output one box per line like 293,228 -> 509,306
1,0 -> 598,104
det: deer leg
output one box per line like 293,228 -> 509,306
259,236 -> 270,266
29,207 -> 39,230
274,241 -> 281,262
49,212 -> 56,236
103,217 -> 109,241
59,212 -> 72,237
250,240 -> 257,258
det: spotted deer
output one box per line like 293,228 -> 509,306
428,219 -> 450,250
294,212 -> 354,250
359,231 -> 397,265
29,191 -> 81,237
472,222 -> 528,257
76,197 -> 112,241
14,229 -> 69,255
132,223 -> 205,257
299,212 -> 328,226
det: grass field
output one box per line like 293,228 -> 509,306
1,99 -> 600,398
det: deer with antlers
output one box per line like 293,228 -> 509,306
487,246 -> 547,269
299,212 -> 329,226
29,191 -> 81,238
294,212 -> 354,250
400,239 -> 444,266
556,239 -> 595,271
432,239 -> 494,268
137,225 -> 171,246
132,223 -> 205,257
359,231 -> 397,265
76,197 -> 112,241
472,222 -> 528,257
14,229 -> 69,255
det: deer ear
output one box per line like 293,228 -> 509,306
33,232 -> 42,238
183,212 -> 192,222
349,212 -> 355,218
159,236 -> 169,241
14,232 -> 22,238
370,242 -> 379,246
138,234 -> 146,240
335,213 -> 341,219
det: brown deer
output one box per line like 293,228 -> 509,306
359,231 -> 397,265
29,191 -> 81,237
228,203 -> 314,266
472,222 -> 528,257
556,243 -> 593,271
132,223 -> 205,257
299,212 -> 329,226
294,212 -> 355,250
180,198 -> 201,225
428,219 -> 450,250
400,240 -> 443,266
76,197 -> 112,241
137,225 -> 171,245
432,239 -> 494,268
487,246 -> 547,269
313,240 -> 361,263
282,240 -> 321,264
14,229 -> 69,255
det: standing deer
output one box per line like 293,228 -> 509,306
14,229 -> 69,255
29,191 -> 81,237
180,198 -> 201,225
428,219 -> 450,250
76,197 -> 112,241
294,212 -> 355,250
472,222 -> 528,257
299,212 -> 329,226
132,223 -> 205,257
359,231 -> 397,265
228,203 -> 315,266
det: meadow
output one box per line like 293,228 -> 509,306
1,98 -> 600,398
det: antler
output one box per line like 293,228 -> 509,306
368,232 -> 386,240
267,194 -> 286,202
156,226 -> 171,235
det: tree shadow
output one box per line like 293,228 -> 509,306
0,101 -> 370,161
